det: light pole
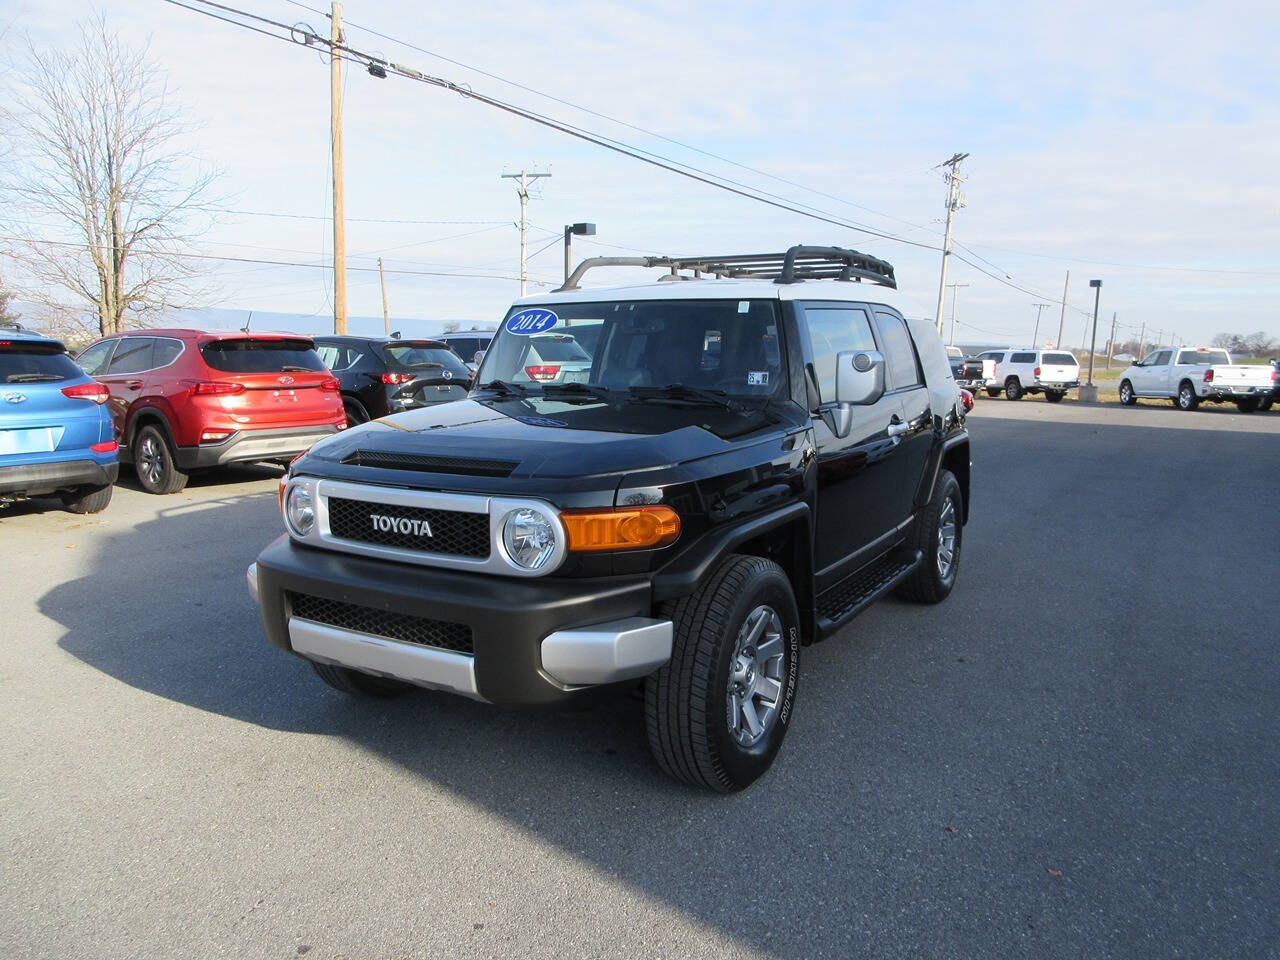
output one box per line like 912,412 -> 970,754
1080,279 -> 1103,402
946,282 -> 969,345
563,222 -> 596,284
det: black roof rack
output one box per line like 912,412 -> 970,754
555,244 -> 896,291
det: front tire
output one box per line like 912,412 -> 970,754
133,425 -> 189,494
1176,381 -> 1200,411
645,555 -> 800,793
61,484 -> 113,514
1005,378 -> 1023,401
897,469 -> 963,604
1119,380 -> 1136,406
309,661 -> 413,698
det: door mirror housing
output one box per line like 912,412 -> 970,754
820,350 -> 886,439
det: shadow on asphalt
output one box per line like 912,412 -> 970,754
39,413 -> 1280,956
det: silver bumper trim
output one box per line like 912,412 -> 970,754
246,562 -> 259,603
540,617 -> 673,686
288,617 -> 482,700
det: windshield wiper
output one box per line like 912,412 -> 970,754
6,373 -> 64,383
279,365 -> 314,373
475,378 -> 533,397
628,383 -> 746,414
540,382 -> 618,405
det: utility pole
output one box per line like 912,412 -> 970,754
932,152 -> 968,335
501,169 -> 551,295
1031,302 -> 1051,347
1106,312 -> 1117,369
330,1 -> 347,334
1055,270 -> 1069,349
378,257 -> 389,336
1137,320 -> 1146,360
1086,279 -> 1102,388
946,282 -> 969,345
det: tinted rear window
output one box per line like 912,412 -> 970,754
1042,352 -> 1077,365
200,339 -> 325,373
1177,350 -> 1229,365
1011,352 -> 1037,363
382,344 -> 470,375
0,341 -> 83,383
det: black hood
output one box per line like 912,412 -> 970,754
306,398 -> 752,481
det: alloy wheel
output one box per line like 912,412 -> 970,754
937,497 -> 958,579
726,605 -> 786,747
138,435 -> 164,487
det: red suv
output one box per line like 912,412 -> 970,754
76,329 -> 345,494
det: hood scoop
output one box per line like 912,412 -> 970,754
340,449 -> 519,478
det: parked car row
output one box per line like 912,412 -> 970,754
1117,347 -> 1279,412
1,325 -> 505,513
968,348 -> 1081,402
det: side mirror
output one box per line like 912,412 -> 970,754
821,350 -> 885,438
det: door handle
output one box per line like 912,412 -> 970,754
886,419 -> 909,438
125,380 -> 143,390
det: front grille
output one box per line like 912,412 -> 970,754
341,449 -> 518,478
327,496 -> 490,558
288,592 -> 474,654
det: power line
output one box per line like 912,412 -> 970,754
0,234 -> 549,284
200,206 -> 509,225
281,0 -> 942,235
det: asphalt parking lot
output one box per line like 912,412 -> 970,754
3,400 -> 1278,959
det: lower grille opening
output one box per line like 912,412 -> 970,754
288,592 -> 474,655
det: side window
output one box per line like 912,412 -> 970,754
1154,350 -> 1172,366
76,339 -> 116,376
801,305 -> 877,403
315,345 -> 341,369
873,311 -> 922,389
1010,352 -> 1037,364
106,337 -> 154,374
152,338 -> 184,368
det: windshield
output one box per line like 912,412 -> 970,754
382,344 -> 471,376
0,341 -> 82,383
480,300 -> 784,393
201,338 -> 326,373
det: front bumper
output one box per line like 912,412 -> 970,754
250,536 -> 669,706
0,458 -> 118,497
176,425 -> 341,471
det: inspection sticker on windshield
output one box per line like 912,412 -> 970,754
747,371 -> 769,386
505,308 -> 559,336
738,301 -> 750,314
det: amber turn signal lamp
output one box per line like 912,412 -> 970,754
562,506 -> 681,552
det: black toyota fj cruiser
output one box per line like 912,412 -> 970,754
249,246 -> 971,791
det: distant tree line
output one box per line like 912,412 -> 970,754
1209,331 -> 1278,357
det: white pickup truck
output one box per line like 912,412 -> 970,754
1118,347 -> 1277,412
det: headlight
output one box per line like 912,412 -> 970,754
502,506 -> 557,570
285,484 -> 315,536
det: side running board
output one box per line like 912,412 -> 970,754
815,547 -> 922,639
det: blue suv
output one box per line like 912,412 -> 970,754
0,326 -> 119,513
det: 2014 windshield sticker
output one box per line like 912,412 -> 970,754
505,308 -> 559,336
747,371 -> 769,386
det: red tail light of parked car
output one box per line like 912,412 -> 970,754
60,382 -> 110,404
525,364 -> 562,381
380,372 -> 414,385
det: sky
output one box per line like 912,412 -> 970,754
3,0 -> 1279,349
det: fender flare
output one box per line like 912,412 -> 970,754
651,500 -> 812,604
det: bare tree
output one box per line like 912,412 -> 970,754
2,15 -> 216,338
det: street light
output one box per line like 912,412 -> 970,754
1076,279 -> 1103,403
564,222 -> 596,283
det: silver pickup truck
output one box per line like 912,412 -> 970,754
1118,347 -> 1276,412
